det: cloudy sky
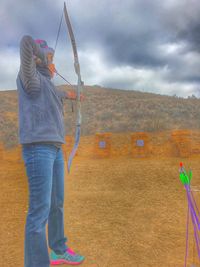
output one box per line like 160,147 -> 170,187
1,0 -> 200,97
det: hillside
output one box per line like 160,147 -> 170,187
0,85 -> 200,148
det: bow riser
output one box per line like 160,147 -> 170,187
63,2 -> 84,173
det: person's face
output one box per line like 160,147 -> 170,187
34,52 -> 55,78
34,52 -> 54,66
47,52 -> 54,65
34,56 -> 42,65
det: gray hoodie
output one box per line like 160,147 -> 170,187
16,35 -> 68,148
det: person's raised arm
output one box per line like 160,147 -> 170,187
19,35 -> 45,97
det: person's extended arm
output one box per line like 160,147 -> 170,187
19,35 -> 45,97
55,89 -> 85,101
54,89 -> 69,100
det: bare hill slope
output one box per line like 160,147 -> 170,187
0,86 -> 199,147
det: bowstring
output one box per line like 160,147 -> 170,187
54,11 -> 63,53
54,8 -> 74,112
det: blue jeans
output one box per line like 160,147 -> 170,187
22,144 -> 68,267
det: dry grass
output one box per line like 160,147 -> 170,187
1,86 -> 200,148
1,149 -> 200,266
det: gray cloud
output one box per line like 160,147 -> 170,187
0,0 -> 200,97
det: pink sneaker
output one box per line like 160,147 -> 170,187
50,247 -> 85,265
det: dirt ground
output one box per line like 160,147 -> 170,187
1,153 -> 200,267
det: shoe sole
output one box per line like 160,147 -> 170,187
50,259 -> 84,265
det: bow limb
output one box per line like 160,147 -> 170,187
63,2 -> 83,173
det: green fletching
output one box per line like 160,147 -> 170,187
188,170 -> 192,182
179,172 -> 190,185
179,164 -> 192,185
